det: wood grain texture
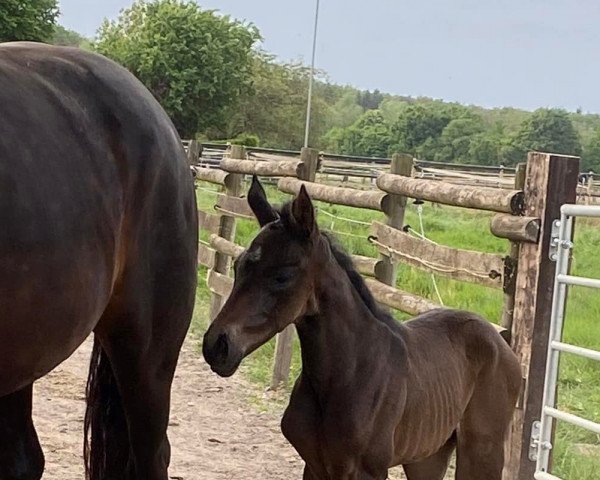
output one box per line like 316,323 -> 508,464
197,244 -> 216,268
376,153 -> 413,289
503,152 -> 579,480
220,157 -> 301,177
377,174 -> 524,214
490,214 -> 540,244
364,277 -> 440,316
370,222 -> 504,289
192,166 -> 228,186
209,234 -> 244,259
206,269 -> 233,297
278,177 -> 388,212
198,210 -> 221,235
209,145 -> 244,321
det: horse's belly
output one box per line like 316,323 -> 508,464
392,384 -> 471,464
0,254 -> 113,396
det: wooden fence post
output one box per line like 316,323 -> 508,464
502,152 -> 579,480
208,145 -> 244,322
374,153 -> 413,288
270,147 -> 319,389
501,162 -> 527,331
187,139 -> 201,165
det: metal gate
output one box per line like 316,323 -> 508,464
532,204 -> 600,480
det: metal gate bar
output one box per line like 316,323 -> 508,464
533,204 -> 600,479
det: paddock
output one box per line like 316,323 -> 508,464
33,336 -> 440,479
27,143 -> 595,479
190,144 -> 586,479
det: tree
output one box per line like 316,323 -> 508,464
0,0 -> 59,42
331,110 -> 392,157
435,116 -> 484,163
96,0 -> 260,137
513,108 -> 582,161
357,89 -> 384,110
52,25 -> 92,49
222,52 -> 333,149
329,89 -> 364,129
389,103 -> 460,155
582,128 -> 600,173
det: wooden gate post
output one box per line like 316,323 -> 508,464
374,153 -> 413,288
270,147 -> 319,389
502,152 -> 579,480
208,145 -> 244,321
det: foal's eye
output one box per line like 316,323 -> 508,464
271,267 -> 297,290
275,273 -> 293,284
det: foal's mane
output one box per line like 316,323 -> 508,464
278,202 -> 398,330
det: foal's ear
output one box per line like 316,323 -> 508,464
291,184 -> 316,237
248,176 -> 278,226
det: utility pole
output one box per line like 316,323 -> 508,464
304,0 -> 321,148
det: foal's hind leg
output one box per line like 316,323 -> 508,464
455,372 -> 518,480
402,433 -> 456,480
0,385 -> 44,480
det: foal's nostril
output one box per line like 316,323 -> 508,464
214,333 -> 229,361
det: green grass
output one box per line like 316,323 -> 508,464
193,179 -> 600,479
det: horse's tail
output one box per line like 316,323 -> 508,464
84,335 -> 129,480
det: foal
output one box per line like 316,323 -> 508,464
204,177 -> 521,480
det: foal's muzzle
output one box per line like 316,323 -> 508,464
202,329 -> 243,377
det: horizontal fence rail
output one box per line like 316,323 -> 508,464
377,174 -> 524,214
185,140 -> 598,202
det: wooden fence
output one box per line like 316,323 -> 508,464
184,140 -> 599,201
192,143 -> 579,479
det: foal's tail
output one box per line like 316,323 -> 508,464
84,335 -> 129,480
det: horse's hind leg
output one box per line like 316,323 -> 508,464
402,433 -> 456,480
455,370 -> 519,480
0,384 -> 44,480
90,244 -> 195,480
93,290 -> 192,480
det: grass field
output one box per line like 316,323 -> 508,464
193,180 -> 600,479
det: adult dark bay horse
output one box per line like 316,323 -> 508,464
203,177 -> 521,480
0,43 -> 198,479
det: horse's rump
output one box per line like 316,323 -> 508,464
0,41 -> 196,394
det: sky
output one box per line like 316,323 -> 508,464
58,0 -> 600,113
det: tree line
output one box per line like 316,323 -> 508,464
3,0 -> 600,171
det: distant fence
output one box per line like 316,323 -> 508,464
184,140 -> 599,202
190,141 -> 579,479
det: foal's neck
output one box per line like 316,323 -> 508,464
296,254 -> 384,392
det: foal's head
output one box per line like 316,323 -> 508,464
203,177 -> 325,377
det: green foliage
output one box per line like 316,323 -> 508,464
330,110 -> 392,157
435,116 -> 485,163
0,0 -> 59,42
390,103 -> 461,155
51,25 -> 92,49
357,89 -> 384,110
224,132 -> 260,147
329,89 -> 364,129
513,108 -> 582,159
581,128 -> 600,172
95,0 -> 260,138
90,2 -> 598,168
222,52 -> 335,149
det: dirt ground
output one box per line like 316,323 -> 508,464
33,335 -> 451,479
